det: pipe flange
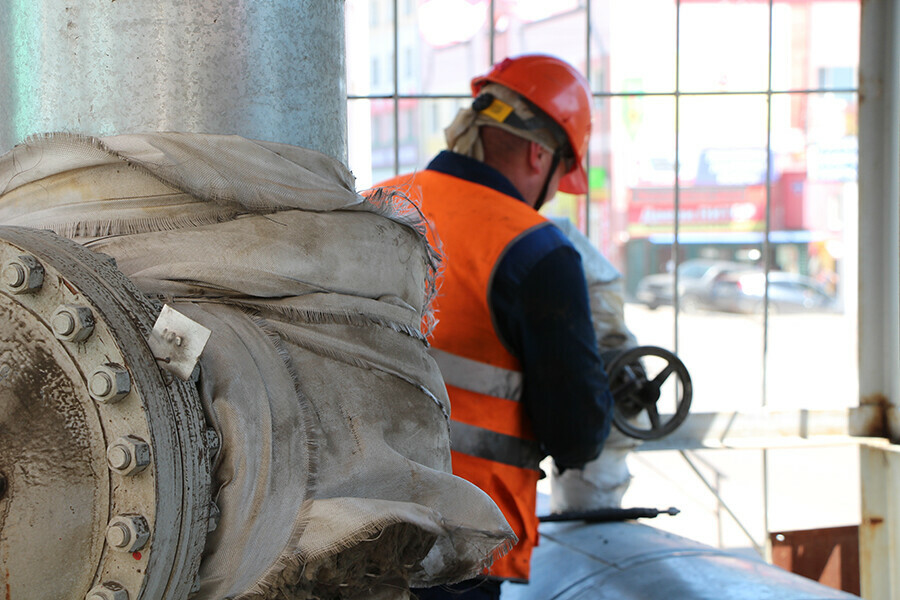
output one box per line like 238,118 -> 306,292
0,226 -> 210,600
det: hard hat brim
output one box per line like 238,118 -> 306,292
559,162 -> 588,195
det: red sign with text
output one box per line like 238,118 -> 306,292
628,185 -> 768,236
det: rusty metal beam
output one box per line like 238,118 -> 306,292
860,443 -> 900,598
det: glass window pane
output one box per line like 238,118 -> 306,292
350,97 -> 472,190
504,0 -> 581,23
771,0 -> 860,93
678,95 -> 769,186
347,98 -> 397,190
765,91 -> 858,409
673,95 -> 770,410
346,0 -> 862,420
417,97 -> 472,159
679,265 -> 767,412
602,0 -> 677,94
607,95 -> 677,292
609,93 -> 678,382
396,99 -> 423,174
347,98 -> 376,189
679,1 -> 771,93
496,2 -> 587,70
344,0 -> 868,560
346,0 -> 395,97
403,0 -> 492,95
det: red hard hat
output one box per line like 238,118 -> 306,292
471,54 -> 592,194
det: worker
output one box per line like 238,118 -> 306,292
376,54 -> 614,599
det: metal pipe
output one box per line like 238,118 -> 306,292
0,1 -> 347,162
505,519 -> 861,599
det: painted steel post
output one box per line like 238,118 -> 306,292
857,0 -> 900,597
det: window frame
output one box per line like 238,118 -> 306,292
346,0 -> 897,562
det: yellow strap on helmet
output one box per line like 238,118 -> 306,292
478,96 -> 515,123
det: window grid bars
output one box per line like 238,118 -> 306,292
366,0 -> 859,385
367,0 -> 860,401
348,87 -> 859,102
361,0 -> 860,558
761,0 -> 776,555
585,0 -> 593,238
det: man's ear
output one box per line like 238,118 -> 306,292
526,141 -> 546,173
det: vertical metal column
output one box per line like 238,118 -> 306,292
858,0 -> 900,433
858,0 -> 900,597
0,1 -> 347,163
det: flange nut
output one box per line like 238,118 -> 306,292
89,364 -> 131,404
86,581 -> 129,600
3,254 -> 44,294
106,435 -> 151,475
106,514 -> 150,552
51,304 -> 95,342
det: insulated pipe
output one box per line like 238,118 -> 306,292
0,1 -> 347,163
503,520 -> 861,600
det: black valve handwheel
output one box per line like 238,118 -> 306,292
607,345 -> 692,440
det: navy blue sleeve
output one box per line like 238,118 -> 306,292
490,224 -> 613,470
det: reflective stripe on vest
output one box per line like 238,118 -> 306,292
428,347 -> 523,401
450,420 -> 543,472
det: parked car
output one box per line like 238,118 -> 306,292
634,259 -> 748,311
708,270 -> 836,314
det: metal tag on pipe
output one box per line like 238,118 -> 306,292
148,304 -> 211,381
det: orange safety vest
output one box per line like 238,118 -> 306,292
379,168 -> 550,581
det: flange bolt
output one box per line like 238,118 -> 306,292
106,436 -> 150,475
106,515 -> 150,552
3,255 -> 43,294
85,581 -> 129,600
51,304 -> 95,342
89,364 -> 131,404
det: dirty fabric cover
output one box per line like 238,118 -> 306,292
0,133 -> 514,599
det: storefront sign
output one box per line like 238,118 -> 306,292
627,186 -> 766,236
